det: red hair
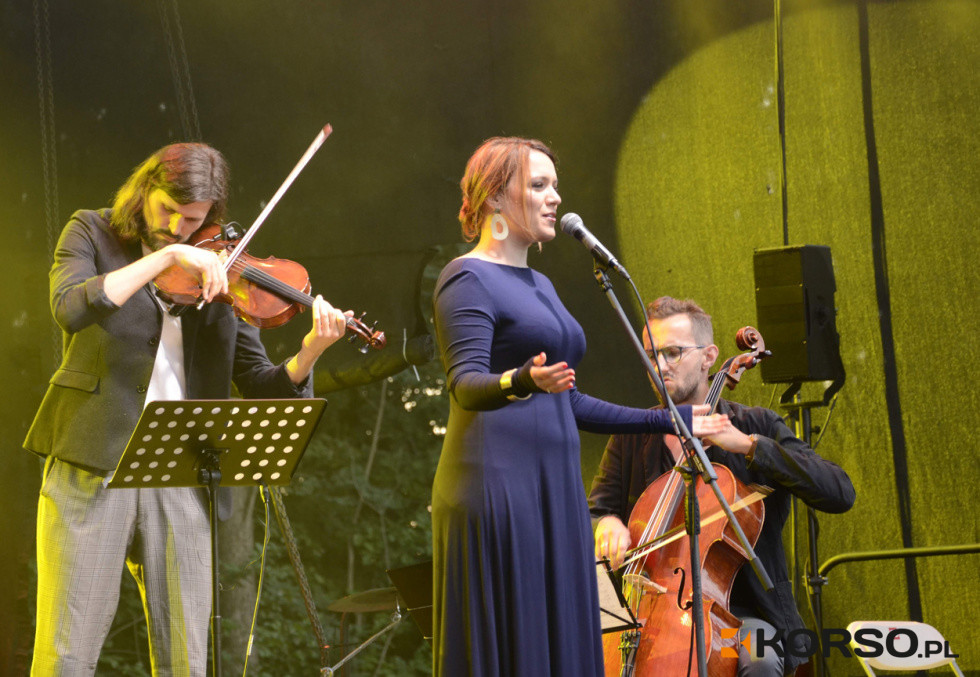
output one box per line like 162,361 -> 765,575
458,137 -> 556,242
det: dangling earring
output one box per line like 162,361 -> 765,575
490,210 -> 509,241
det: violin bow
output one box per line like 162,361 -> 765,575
224,124 -> 333,272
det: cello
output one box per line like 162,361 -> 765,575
602,327 -> 770,677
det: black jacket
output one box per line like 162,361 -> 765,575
24,209 -> 311,476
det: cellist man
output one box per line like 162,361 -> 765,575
25,142 -> 351,676
587,296 -> 855,676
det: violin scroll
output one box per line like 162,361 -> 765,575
346,313 -> 387,353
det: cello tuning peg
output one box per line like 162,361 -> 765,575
357,312 -> 367,320
370,320 -> 378,330
359,343 -> 370,354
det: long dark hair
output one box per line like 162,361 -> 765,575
109,143 -> 229,242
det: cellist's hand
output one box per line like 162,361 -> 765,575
595,515 -> 632,569
691,412 -> 730,438
702,425 -> 757,455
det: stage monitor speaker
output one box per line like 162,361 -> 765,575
754,245 -> 843,384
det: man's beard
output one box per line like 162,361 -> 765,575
666,375 -> 700,405
144,229 -> 179,251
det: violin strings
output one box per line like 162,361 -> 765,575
211,255 -> 314,307
177,253 -> 378,342
238,264 -> 314,306
216,260 -> 371,338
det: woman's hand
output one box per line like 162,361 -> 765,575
528,352 -> 575,394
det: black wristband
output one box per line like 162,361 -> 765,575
512,357 -> 545,397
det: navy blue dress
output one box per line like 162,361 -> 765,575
431,257 -> 689,676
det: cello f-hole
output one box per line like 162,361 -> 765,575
673,567 -> 691,610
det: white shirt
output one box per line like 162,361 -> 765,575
145,293 -> 186,406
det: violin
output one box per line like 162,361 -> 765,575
154,223 -> 386,351
602,327 -> 770,677
152,124 -> 385,353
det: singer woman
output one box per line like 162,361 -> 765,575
431,136 -> 730,676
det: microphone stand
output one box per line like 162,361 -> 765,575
590,262 -> 774,676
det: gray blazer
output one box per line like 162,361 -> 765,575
24,209 -> 312,475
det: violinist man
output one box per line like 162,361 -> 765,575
25,142 -> 350,676
587,296 -> 855,676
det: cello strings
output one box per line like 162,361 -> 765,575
624,355 -> 734,572
623,361 -> 727,578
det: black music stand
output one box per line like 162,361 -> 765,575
108,398 -> 327,677
596,558 -> 641,634
386,561 -> 433,643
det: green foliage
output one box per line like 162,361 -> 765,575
241,362 -> 446,675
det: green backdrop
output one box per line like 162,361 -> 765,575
3,0 -> 978,674
614,2 -> 980,673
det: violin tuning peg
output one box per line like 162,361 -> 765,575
357,312 -> 367,320
359,343 -> 370,354
370,320 -> 378,330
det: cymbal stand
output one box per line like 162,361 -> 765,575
320,609 -> 403,676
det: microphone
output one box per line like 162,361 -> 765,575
559,213 -> 631,280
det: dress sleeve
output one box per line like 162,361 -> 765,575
433,266 -> 512,410
748,409 -> 856,513
569,390 -> 692,435
50,214 -> 120,334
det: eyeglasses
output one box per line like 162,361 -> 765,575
645,345 -> 706,364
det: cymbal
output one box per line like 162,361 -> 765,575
328,587 -> 399,613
